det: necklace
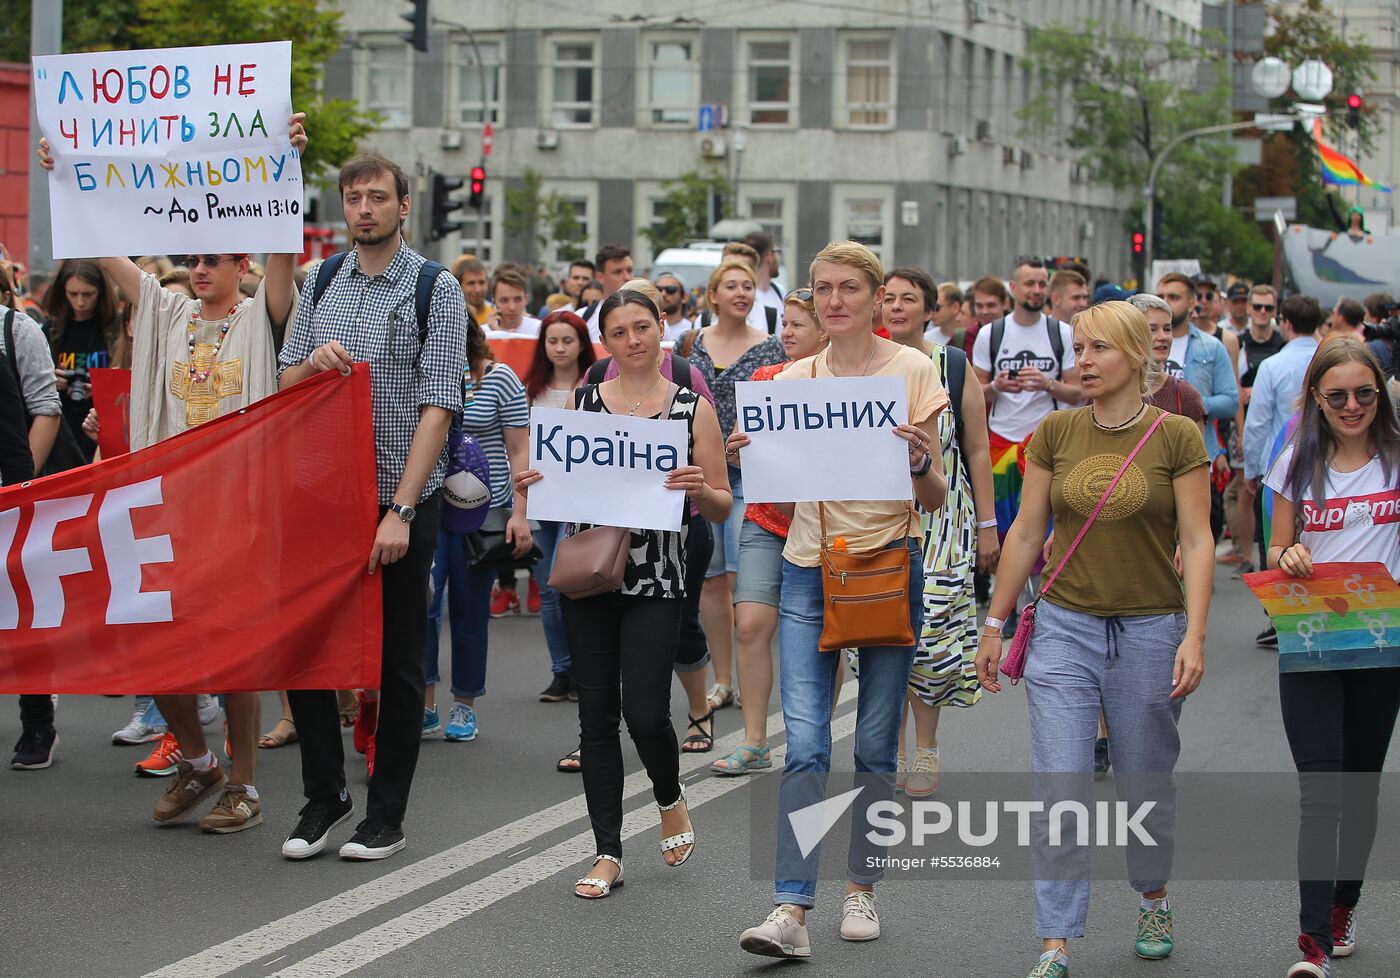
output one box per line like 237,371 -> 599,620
186,301 -> 242,383
623,375 -> 664,416
830,339 -> 878,377
1091,402 -> 1147,431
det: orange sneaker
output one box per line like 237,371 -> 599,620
527,578 -> 541,615
490,586 -> 520,618
135,732 -> 182,778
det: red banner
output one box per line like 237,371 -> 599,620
89,367 -> 131,458
487,336 -> 608,381
0,365 -> 382,694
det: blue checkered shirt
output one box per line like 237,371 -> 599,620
278,242 -> 467,504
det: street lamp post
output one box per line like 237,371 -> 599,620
1142,113 -> 1303,277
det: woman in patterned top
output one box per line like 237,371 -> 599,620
682,260 -> 787,715
712,289 -> 828,776
514,289 -> 731,900
424,318 -> 531,743
872,267 -> 998,797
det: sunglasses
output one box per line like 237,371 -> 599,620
1251,303 -> 1275,312
1196,292 -> 1215,302
184,254 -> 233,269
792,288 -> 814,302
1319,387 -> 1378,410
658,285 -> 682,295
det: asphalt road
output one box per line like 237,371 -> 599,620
2,563 -> 1397,978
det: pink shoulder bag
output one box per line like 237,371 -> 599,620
1000,411 -> 1167,684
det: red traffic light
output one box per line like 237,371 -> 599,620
1347,93 -> 1363,110
470,165 -> 485,194
1132,232 -> 1145,254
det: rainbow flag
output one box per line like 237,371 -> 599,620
1313,119 -> 1392,192
988,431 -> 1027,535
1243,562 -> 1400,672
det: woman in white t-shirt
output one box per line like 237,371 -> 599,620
1263,334 -> 1400,977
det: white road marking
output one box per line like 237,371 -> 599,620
142,681 -> 861,978
268,708 -> 862,978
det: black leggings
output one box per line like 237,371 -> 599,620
1280,667 -> 1400,953
563,591 -> 682,858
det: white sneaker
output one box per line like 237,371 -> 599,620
904,746 -> 940,798
840,890 -> 880,942
112,698 -> 166,745
197,694 -> 222,726
740,905 -> 812,959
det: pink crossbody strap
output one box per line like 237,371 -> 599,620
1039,411 -> 1168,598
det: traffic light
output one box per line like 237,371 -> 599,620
1131,230 -> 1146,285
469,165 -> 486,211
1131,232 -> 1145,255
401,0 -> 429,54
430,172 -> 463,240
1346,92 -> 1363,130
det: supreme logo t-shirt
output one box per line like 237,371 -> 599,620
1265,445 -> 1400,578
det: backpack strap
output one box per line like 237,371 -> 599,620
414,260 -> 449,347
764,306 -> 778,335
1045,317 -> 1065,379
677,328 -> 699,359
942,344 -> 967,448
586,358 -> 611,386
311,252 -> 349,310
669,352 -> 695,390
988,316 -> 1006,371
2,308 -> 28,429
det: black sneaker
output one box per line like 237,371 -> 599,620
540,673 -> 571,702
1093,737 -> 1111,781
281,792 -> 354,859
339,818 -> 406,860
10,728 -> 57,770
1257,625 -> 1278,648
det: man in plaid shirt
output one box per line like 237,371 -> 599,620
277,152 -> 467,862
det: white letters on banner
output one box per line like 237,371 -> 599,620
33,41 -> 302,258
736,376 -> 910,503
528,407 -> 688,531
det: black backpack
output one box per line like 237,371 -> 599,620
312,252 -> 450,350
987,314 -> 1066,408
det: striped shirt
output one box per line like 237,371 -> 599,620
278,243 -> 468,504
460,362 -> 529,507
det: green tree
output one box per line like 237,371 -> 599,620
1021,20 -> 1273,275
504,168 -> 586,266
639,171 -> 730,254
1,0 -> 374,182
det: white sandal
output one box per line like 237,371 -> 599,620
705,683 -> 735,711
659,784 -> 696,866
574,854 -> 624,899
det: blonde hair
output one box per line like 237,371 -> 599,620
784,289 -> 815,318
1071,300 -> 1160,396
722,241 -> 760,267
544,292 -> 574,311
705,260 -> 757,297
620,277 -> 663,304
809,240 -> 883,293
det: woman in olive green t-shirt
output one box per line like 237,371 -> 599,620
974,301 -> 1213,978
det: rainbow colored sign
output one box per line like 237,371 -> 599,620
1242,562 -> 1400,672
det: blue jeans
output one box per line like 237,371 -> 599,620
707,466 -> 743,578
424,528 -> 496,699
773,538 -> 923,908
531,520 -> 571,674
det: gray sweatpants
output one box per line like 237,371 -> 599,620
1024,598 -> 1187,938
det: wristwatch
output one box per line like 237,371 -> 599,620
910,454 -> 934,478
390,502 -> 416,524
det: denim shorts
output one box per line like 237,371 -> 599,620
734,518 -> 785,607
707,465 -> 744,578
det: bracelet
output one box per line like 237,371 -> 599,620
977,518 -> 998,530
910,454 -> 933,478
982,615 -> 1006,631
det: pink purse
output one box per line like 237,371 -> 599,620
1000,412 -> 1167,684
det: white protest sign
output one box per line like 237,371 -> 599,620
736,375 -> 910,503
34,41 -> 302,259
528,407 -> 688,531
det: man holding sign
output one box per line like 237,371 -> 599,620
38,110 -> 307,833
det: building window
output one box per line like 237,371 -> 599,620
649,39 -> 696,126
457,40 -> 502,125
749,198 -> 785,251
367,45 -> 409,128
550,41 -> 595,127
747,41 -> 793,126
844,198 -> 886,259
551,197 -> 590,264
845,38 -> 893,128
458,197 -> 496,264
